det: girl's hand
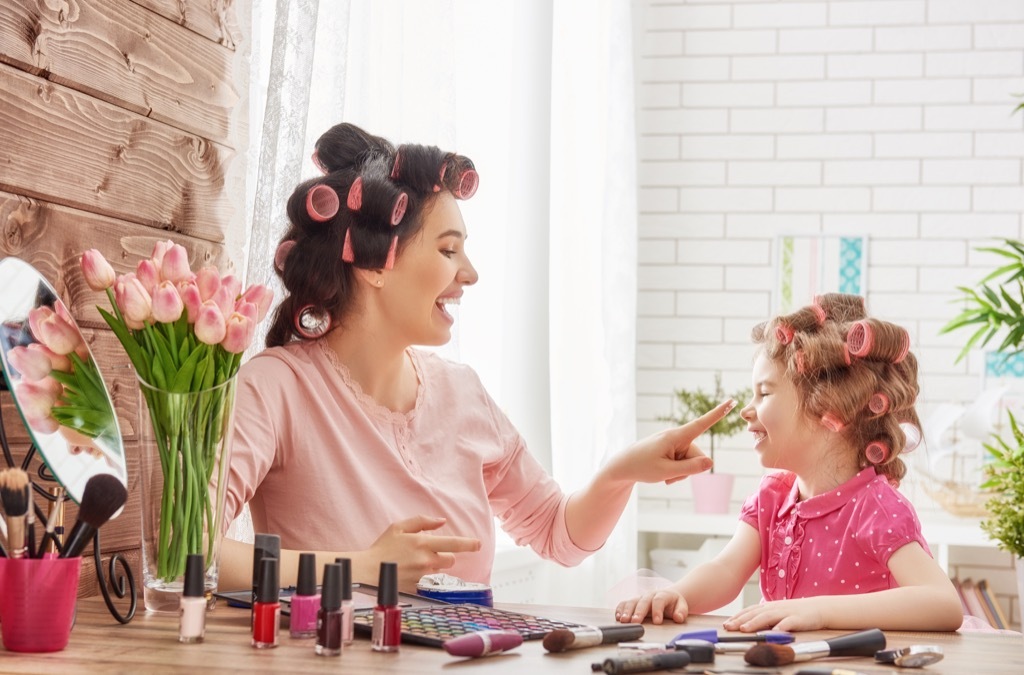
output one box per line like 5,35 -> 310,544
615,589 -> 689,625
367,515 -> 482,590
606,399 -> 737,485
724,598 -> 827,632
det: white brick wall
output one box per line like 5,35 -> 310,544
634,0 -> 1024,629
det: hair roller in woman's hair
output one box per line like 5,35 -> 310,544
821,413 -> 845,432
312,150 -> 328,175
341,229 -> 355,263
390,151 -> 402,180
384,237 -> 398,270
347,177 -> 364,212
810,302 -> 826,325
307,184 -> 341,222
774,324 -> 794,346
391,193 -> 408,226
274,241 -> 296,272
865,441 -> 889,465
295,305 -> 331,339
868,392 -> 890,415
454,169 -> 479,200
438,161 -> 448,187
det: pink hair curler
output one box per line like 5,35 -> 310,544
795,349 -> 806,374
438,161 -> 449,184
341,229 -> 355,263
809,302 -> 826,325
347,177 -> 363,212
865,441 -> 889,465
383,236 -> 398,270
900,422 -> 922,452
847,320 -> 874,358
391,192 -> 408,226
893,328 -> 911,364
842,342 -> 851,366
294,305 -> 331,339
274,240 -> 296,272
774,324 -> 794,345
311,150 -> 328,175
390,151 -> 402,180
821,413 -> 845,432
868,392 -> 890,415
454,169 -> 479,199
307,184 -> 340,222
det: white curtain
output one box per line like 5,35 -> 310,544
242,0 -> 638,607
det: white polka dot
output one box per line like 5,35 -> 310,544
887,528 -> 892,533
834,539 -> 838,544
825,525 -> 829,530
778,569 -> 786,578
855,562 -> 860,567
784,536 -> 792,545
828,568 -> 833,572
837,492 -> 841,496
814,582 -> 818,586
817,552 -> 822,557
855,584 -> 860,589
841,580 -> 845,584
852,498 -> 857,502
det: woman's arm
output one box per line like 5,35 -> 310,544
565,400 -> 735,549
723,542 -> 964,632
218,516 -> 482,593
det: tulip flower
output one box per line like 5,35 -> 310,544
115,274 -> 153,329
195,301 -> 227,345
7,345 -> 53,381
136,259 -> 161,294
221,313 -> 254,353
161,244 -> 193,284
195,266 -> 220,302
152,281 -> 185,323
178,280 -> 203,323
151,240 -> 175,269
210,284 -> 235,317
16,379 -> 61,434
235,301 -> 259,324
27,306 -> 81,355
220,274 -> 242,303
28,342 -> 71,373
238,285 -> 275,322
81,249 -> 116,291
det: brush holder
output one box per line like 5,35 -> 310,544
0,556 -> 82,652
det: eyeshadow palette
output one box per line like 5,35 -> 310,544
352,603 -> 585,647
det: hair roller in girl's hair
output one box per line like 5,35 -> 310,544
306,184 -> 340,222
847,319 -> 911,363
347,177 -> 364,212
809,302 -> 826,325
868,392 -> 890,415
865,441 -> 889,465
274,241 -> 296,273
821,413 -> 845,432
454,169 -> 479,200
774,324 -> 795,345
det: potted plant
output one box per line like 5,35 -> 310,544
661,372 -> 751,514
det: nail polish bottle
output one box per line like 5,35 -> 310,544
179,554 -> 206,643
371,561 -> 401,652
251,533 -> 280,627
252,557 -> 280,649
290,553 -> 320,638
316,563 -> 343,656
335,557 -> 354,645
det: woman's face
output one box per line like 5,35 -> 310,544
380,192 -> 478,346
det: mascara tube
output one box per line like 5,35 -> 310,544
599,651 -> 691,674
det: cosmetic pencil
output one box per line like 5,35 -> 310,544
0,468 -> 30,558
598,651 -> 692,674
60,474 -> 128,558
543,624 -> 646,652
794,669 -> 871,675
673,629 -> 794,645
744,629 -> 886,667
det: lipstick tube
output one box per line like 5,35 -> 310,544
335,557 -> 354,645
443,629 -> 523,657
371,561 -> 401,652
289,552 -> 320,638
252,557 -> 280,649
316,563 -> 343,656
179,554 -> 206,643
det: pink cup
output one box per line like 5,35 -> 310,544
0,556 -> 82,652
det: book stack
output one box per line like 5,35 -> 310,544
953,577 -> 1011,629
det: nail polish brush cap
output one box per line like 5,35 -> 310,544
297,552 -> 317,595
183,554 -> 205,598
321,563 -> 342,611
253,534 -> 280,583
377,562 -> 398,606
335,557 -> 352,600
256,558 -> 279,603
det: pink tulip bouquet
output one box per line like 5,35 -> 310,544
80,242 -> 273,584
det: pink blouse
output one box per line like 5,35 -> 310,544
740,468 -> 930,601
223,340 -> 592,583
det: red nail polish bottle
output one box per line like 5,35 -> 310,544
252,558 -> 280,649
371,562 -> 401,652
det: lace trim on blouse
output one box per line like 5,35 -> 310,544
315,339 -> 423,427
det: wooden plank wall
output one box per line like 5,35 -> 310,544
0,0 -> 249,600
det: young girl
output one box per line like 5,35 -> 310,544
616,293 -> 964,632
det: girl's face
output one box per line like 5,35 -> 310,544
740,352 -> 824,474
380,192 -> 478,346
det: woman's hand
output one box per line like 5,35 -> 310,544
606,399 -> 737,485
367,515 -> 482,590
615,588 -> 690,625
724,598 -> 828,632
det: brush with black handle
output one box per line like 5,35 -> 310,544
744,628 -> 887,667
0,468 -> 31,558
60,474 -> 128,559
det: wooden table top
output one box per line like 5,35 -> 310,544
1,596 -> 1022,673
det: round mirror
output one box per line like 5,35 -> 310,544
0,256 -> 127,503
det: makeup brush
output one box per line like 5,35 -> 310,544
744,628 -> 886,667
0,468 -> 31,558
543,624 -> 646,652
59,474 -> 128,558
38,487 -> 66,556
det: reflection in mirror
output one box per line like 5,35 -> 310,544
0,257 -> 126,504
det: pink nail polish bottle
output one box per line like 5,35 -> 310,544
335,557 -> 354,645
289,553 -> 320,638
179,554 -> 206,643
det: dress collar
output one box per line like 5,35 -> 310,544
778,466 -> 878,519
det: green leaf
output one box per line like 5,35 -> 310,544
954,323 -> 992,363
981,284 -> 1003,308
979,262 -> 1023,285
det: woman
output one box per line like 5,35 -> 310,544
219,123 -> 734,591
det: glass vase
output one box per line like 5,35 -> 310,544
137,374 -> 237,613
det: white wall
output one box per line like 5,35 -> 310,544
633,0 -> 1024,629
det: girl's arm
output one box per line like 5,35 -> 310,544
616,523 -> 761,624
724,542 -> 964,632
565,400 -> 735,549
